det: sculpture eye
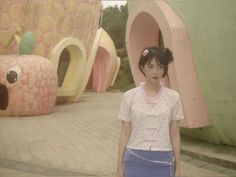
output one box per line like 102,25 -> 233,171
6,66 -> 21,84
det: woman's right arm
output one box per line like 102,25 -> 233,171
116,121 -> 132,177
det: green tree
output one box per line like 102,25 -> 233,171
101,4 -> 128,49
101,4 -> 134,91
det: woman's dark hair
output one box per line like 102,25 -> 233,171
138,47 -> 173,77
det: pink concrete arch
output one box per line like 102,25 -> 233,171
92,46 -> 110,92
85,28 -> 117,93
126,1 -> 211,128
86,45 -> 111,92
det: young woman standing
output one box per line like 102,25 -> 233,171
116,47 -> 184,177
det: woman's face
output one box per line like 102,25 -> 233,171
141,58 -> 164,83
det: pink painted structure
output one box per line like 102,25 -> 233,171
126,0 -> 211,128
89,47 -> 109,92
86,28 -> 118,92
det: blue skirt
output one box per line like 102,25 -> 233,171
123,148 -> 175,177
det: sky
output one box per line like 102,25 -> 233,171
101,0 -> 127,8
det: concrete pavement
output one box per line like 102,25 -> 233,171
0,90 -> 235,177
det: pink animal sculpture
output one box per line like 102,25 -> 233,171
0,55 -> 57,116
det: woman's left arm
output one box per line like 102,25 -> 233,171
170,120 -> 181,177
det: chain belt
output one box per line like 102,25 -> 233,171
127,148 -> 175,165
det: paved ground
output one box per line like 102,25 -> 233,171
0,91 -> 235,177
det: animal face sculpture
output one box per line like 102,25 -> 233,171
0,55 -> 57,116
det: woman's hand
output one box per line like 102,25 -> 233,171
116,168 -> 124,177
170,120 -> 182,177
117,121 -> 131,177
175,170 -> 180,177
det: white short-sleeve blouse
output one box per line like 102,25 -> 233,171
118,83 -> 184,151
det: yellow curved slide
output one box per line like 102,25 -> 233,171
81,28 -> 118,93
49,28 -> 118,102
50,37 -> 87,102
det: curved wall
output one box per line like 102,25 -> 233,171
50,37 -> 87,102
165,0 -> 236,146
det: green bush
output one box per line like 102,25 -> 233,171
117,48 -> 127,58
113,56 -> 135,91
